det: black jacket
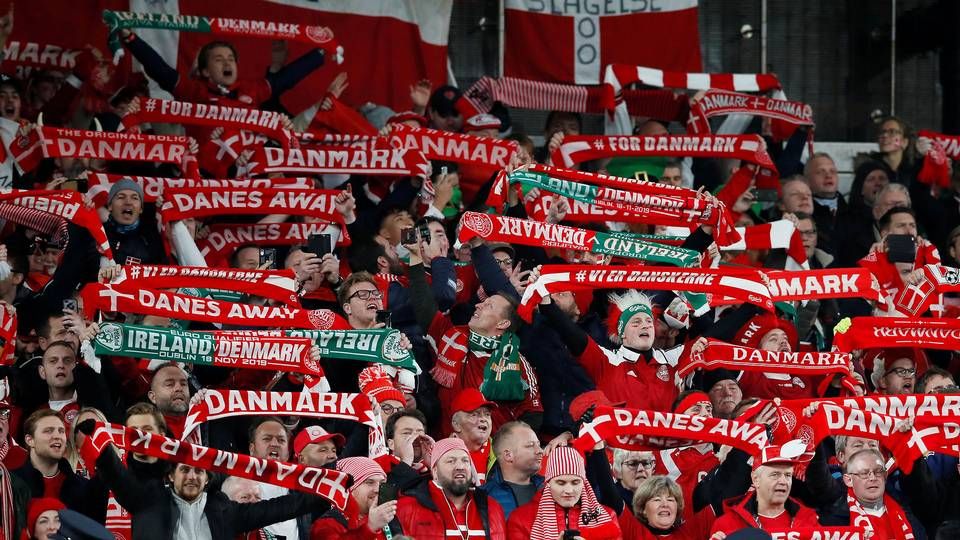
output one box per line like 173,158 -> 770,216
105,218 -> 168,266
12,456 -> 108,521
96,450 -> 329,540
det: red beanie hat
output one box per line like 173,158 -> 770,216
734,313 -> 798,349
27,498 -> 65,534
358,365 -> 405,405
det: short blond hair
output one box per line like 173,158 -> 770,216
632,476 -> 683,528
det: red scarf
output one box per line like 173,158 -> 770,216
241,147 -> 429,177
113,265 -> 300,305
687,89 -> 814,141
86,172 -> 311,206
80,282 -> 349,330
121,97 -> 295,148
551,134 -> 777,177
10,125 -> 197,176
677,338 -> 851,381
919,129 -> 960,159
846,489 -> 914,540
82,421 -> 351,509
717,219 -> 808,270
197,222 -> 349,265
389,124 -> 518,168
765,527 -> 866,540
573,405 -> 769,456
428,482 -> 487,540
603,64 -> 781,112
0,190 -> 112,258
833,317 -> 960,352
0,307 -> 15,366
764,268 -> 882,302
916,130 -> 952,188
297,133 -> 388,149
105,494 -> 132,540
182,390 -> 385,456
518,264 -> 773,322
159,187 -> 344,224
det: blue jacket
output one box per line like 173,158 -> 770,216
480,462 -> 544,519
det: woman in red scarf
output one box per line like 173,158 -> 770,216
310,457 -> 399,539
618,476 -> 715,540
507,446 -> 621,540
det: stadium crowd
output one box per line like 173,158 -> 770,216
0,5 -> 957,540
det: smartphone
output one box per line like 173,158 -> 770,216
886,234 -> 917,263
376,310 -> 392,328
62,298 -> 78,313
754,189 -> 779,202
308,234 -> 332,258
259,248 -> 276,269
400,227 -> 418,245
562,530 -> 581,540
439,165 -> 448,178
378,482 -> 399,504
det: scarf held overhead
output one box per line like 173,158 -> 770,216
181,390 -> 386,457
519,264 -> 773,321
0,190 -> 112,258
285,329 -> 419,373
687,89 -> 815,139
103,10 -> 343,63
574,405 -> 769,455
832,317 -> 960,352
86,173 -> 312,206
197,222 -> 349,264
80,283 -> 348,329
389,124 -> 517,168
159,187 -> 344,224
241,147 -> 430,177
457,212 -> 700,267
84,421 -> 351,509
113,265 -> 299,305
677,339 -> 851,379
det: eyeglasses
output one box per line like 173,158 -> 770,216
0,409 -> 9,420
349,289 -> 383,301
884,367 -> 916,378
380,403 -> 400,415
495,258 -> 513,268
846,468 -> 886,480
623,459 -> 656,470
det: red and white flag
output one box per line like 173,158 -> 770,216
503,0 -> 702,84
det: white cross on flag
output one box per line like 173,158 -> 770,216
504,0 -> 702,84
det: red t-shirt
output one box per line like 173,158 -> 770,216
42,470 -> 65,498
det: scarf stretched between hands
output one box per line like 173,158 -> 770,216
457,212 -> 700,267
707,268 -> 883,307
181,390 -> 386,457
284,329 -> 419,373
113,265 -> 300,305
551,134 -> 777,178
0,190 -> 112,258
602,64 -> 781,112
10,125 -> 197,176
240,146 -> 430,177
765,528 -> 866,540
82,421 -> 352,509
159,187 -> 344,224
677,338 -> 851,379
389,124 -> 518,169
847,488 -> 915,540
80,283 -> 349,329
0,307 -> 15,365
717,219 -> 809,270
103,10 -> 343,64
687,89 -> 815,141
197,222 -> 349,265
121,98 -> 295,148
93,323 -> 320,376
87,173 -> 312,206
832,316 -> 960,352
573,405 -> 769,455
493,168 -> 741,246
297,133 -> 391,149
916,130 -> 959,188
519,264 -> 773,321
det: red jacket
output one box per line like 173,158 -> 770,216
506,496 -> 621,540
710,492 -> 819,536
310,497 -> 391,540
575,340 -> 683,412
395,481 -> 506,540
617,508 -> 714,540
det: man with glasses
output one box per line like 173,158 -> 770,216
612,449 -> 655,508
870,349 -> 923,395
818,448 -> 922,537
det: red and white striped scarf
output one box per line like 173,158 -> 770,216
602,64 -> 781,112
847,489 -> 914,540
687,89 -> 814,141
530,447 -> 617,540
240,146 -> 429,177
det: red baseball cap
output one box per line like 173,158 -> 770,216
451,388 -> 495,414
293,425 -> 345,456
569,390 -> 625,422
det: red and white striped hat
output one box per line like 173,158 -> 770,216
337,456 -> 386,492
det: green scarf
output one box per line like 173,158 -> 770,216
470,331 -> 526,402
288,329 -> 420,373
